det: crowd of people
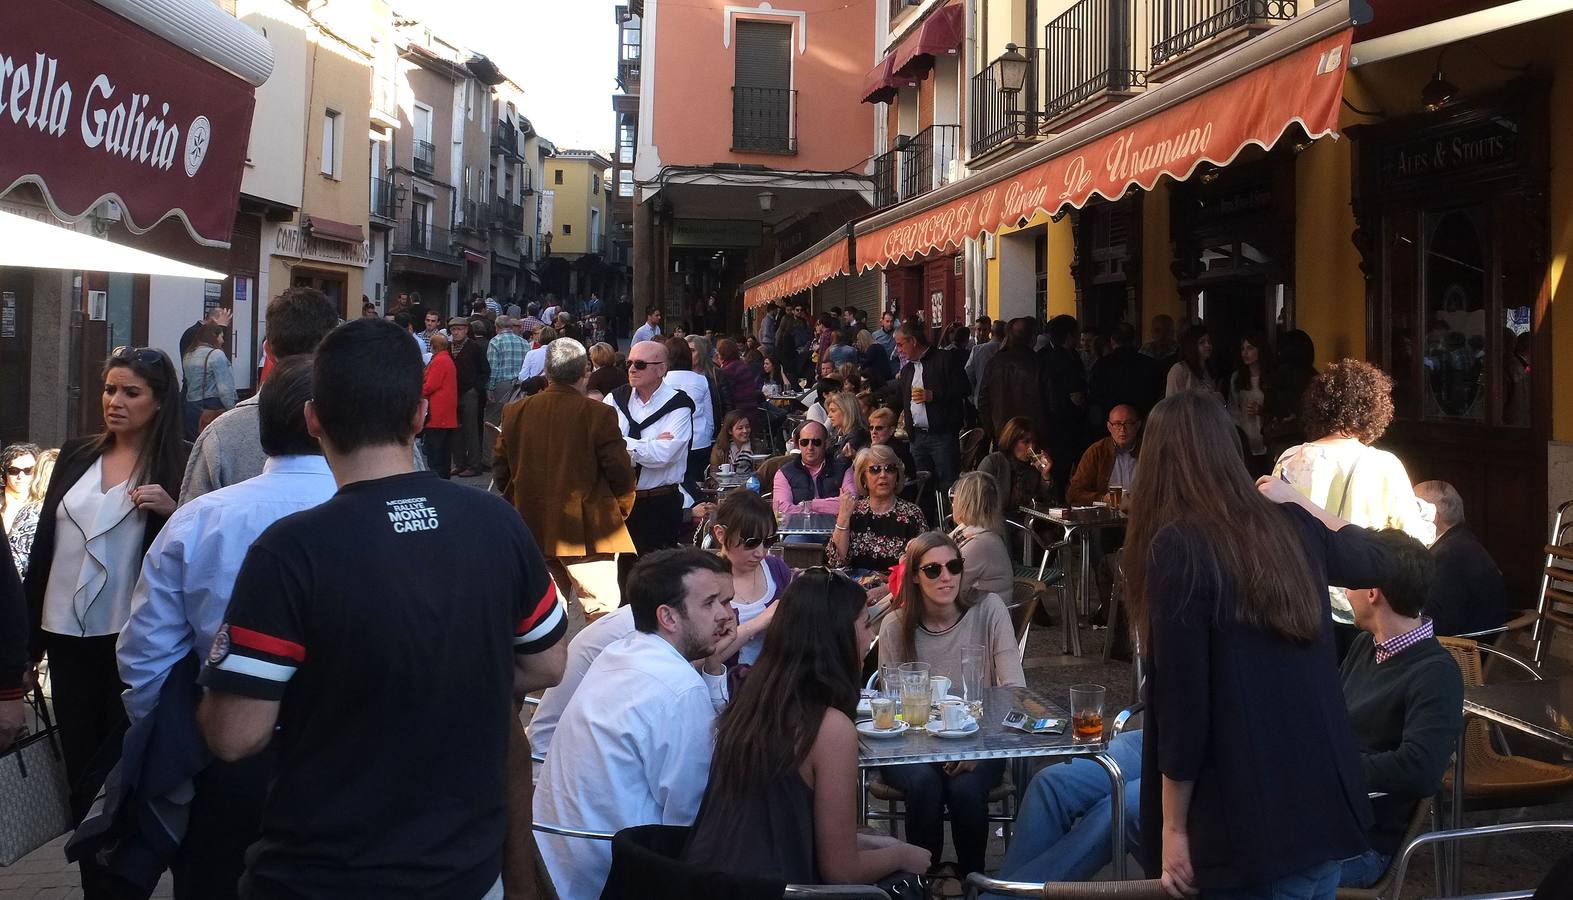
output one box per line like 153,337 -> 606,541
0,284 -> 1525,900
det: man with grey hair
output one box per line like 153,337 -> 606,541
1414,481 -> 1507,636
495,338 -> 636,621
606,340 -> 693,585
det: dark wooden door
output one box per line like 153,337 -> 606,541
0,270 -> 31,445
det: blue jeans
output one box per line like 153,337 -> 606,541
1209,860 -> 1341,900
1339,849 -> 1389,888
909,428 -> 959,493
996,730 -> 1144,887
880,758 -> 1006,876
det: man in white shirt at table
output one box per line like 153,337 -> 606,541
533,548 -> 735,900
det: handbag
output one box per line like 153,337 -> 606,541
0,690 -> 73,866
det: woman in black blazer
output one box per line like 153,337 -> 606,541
24,346 -> 187,817
1123,391 -> 1393,900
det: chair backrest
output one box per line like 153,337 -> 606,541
756,454 -> 790,495
1437,636 -> 1501,778
1009,578 -> 1041,659
1438,636 -> 1483,687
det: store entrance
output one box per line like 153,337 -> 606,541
0,269 -> 31,444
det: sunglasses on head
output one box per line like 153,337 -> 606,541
867,464 -> 896,474
111,346 -> 164,366
797,437 -> 824,448
919,559 -> 965,580
6,466 -> 33,477
630,359 -> 664,371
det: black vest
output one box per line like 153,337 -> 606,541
780,456 -> 847,505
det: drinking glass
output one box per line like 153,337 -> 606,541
879,664 -> 902,701
1069,683 -> 1106,741
871,698 -> 897,730
898,662 -> 931,727
961,644 -> 987,720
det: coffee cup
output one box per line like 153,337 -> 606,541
930,675 -> 952,702
940,700 -> 970,731
718,463 -> 735,476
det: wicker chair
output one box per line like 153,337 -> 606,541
1437,637 -> 1573,808
1532,500 -> 1573,666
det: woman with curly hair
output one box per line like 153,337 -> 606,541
1273,359 -> 1434,639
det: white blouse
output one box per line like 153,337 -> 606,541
42,457 -> 145,637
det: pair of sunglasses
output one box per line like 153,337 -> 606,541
919,558 -> 965,580
111,346 -> 165,366
867,464 -> 896,474
739,534 -> 779,550
6,466 -> 33,477
797,437 -> 824,448
630,359 -> 665,371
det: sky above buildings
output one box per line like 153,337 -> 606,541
397,0 -> 619,153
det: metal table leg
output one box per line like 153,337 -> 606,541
1446,724 -> 1466,893
1092,752 -> 1127,879
860,767 -> 869,828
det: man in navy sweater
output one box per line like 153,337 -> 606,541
1338,528 -> 1464,887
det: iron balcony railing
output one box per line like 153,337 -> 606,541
1150,0 -> 1296,68
370,175 -> 397,219
970,47 -> 1040,159
872,147 -> 899,210
1044,0 -> 1148,121
412,139 -> 435,176
492,198 -> 524,232
494,119 -> 522,158
900,124 -> 960,201
461,199 -> 491,232
392,221 -> 459,261
732,87 -> 797,154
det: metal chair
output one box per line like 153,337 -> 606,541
1007,520 -> 1076,656
1437,637 -> 1573,809
1008,578 -> 1043,660
1334,799 -> 1437,900
964,873 -> 1167,899
1375,819 -> 1573,900
1531,498 -> 1573,666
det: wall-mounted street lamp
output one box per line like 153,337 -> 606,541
995,44 -> 1030,95
758,191 -> 776,213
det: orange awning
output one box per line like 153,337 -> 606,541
892,4 -> 964,77
854,1 -> 1357,271
742,226 -> 853,308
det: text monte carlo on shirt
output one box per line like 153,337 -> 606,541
386,496 -> 440,533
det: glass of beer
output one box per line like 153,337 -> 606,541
871,698 -> 898,730
910,386 -> 925,404
898,662 -> 932,727
1070,683 -> 1106,741
1107,485 -> 1124,512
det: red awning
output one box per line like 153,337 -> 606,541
0,0 -> 263,248
742,227 -> 853,308
861,54 -> 916,105
892,4 -> 964,77
854,1 -> 1355,271
303,215 -> 365,244
463,249 -> 487,265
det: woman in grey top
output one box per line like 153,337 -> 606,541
948,471 -> 1013,599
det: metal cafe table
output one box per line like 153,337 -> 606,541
856,685 -> 1132,879
1016,504 -> 1128,657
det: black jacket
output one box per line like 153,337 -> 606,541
1088,345 -> 1164,420
24,437 -> 188,660
1038,345 -> 1088,448
0,520 -> 25,700
451,339 -> 491,395
977,346 -> 1053,442
1426,525 -> 1508,637
897,344 -> 965,436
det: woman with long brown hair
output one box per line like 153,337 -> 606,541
25,346 -> 188,819
876,530 -> 1023,882
1124,390 -> 1392,899
684,568 -> 929,884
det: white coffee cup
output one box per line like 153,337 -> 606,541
941,701 -> 969,731
930,675 -> 952,702
718,464 -> 735,476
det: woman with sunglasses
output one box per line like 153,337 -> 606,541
685,568 -> 931,885
24,345 -> 188,818
706,491 -> 793,680
2,443 -> 40,576
877,530 -> 1023,883
827,445 -> 925,578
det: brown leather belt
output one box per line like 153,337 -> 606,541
636,484 -> 680,498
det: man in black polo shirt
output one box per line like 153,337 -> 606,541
197,318 -> 567,900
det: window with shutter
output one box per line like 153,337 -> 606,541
732,21 -> 795,153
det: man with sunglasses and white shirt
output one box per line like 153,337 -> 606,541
606,341 -> 694,582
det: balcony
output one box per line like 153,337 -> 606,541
519,167 -> 535,197
900,125 -> 960,201
1044,0 -> 1148,123
492,198 -> 524,233
1150,0 -> 1296,70
732,87 -> 796,154
412,139 -> 435,176
872,147 -> 899,210
391,221 -> 459,262
370,175 -> 397,221
372,74 -> 399,126
888,0 -> 920,24
493,119 -> 522,159
969,47 -> 1039,161
461,198 -> 492,232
